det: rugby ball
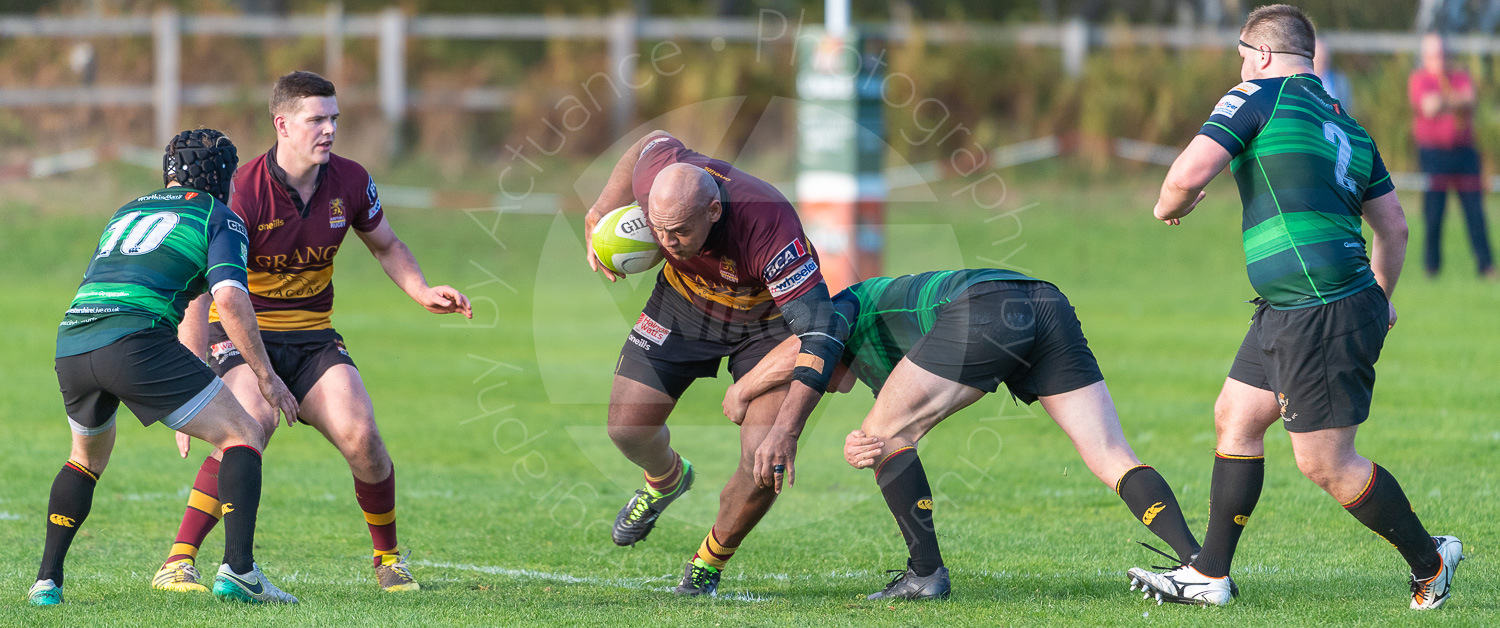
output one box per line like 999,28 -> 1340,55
591,203 -> 663,275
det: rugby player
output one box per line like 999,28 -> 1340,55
1125,5 -> 1463,609
725,269 -> 1205,600
583,131 -> 847,596
152,71 -> 472,594
36,130 -> 297,605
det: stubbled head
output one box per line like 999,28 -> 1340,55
1421,32 -> 1447,72
1238,4 -> 1316,81
270,70 -> 338,167
647,163 -> 722,260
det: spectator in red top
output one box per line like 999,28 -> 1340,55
1409,32 -> 1494,277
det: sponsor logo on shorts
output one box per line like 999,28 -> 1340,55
719,258 -> 739,282
1212,94 -> 1246,119
767,259 -> 819,298
1234,514 -> 1249,526
916,499 -> 933,511
762,238 -> 809,282
632,313 -> 671,346
628,335 -> 651,351
210,340 -> 240,364
1277,392 -> 1297,422
49,514 -> 76,527
329,198 -> 347,229
1142,502 -> 1166,525
227,219 -> 247,237
335,339 -> 349,356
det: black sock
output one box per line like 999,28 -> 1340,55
1191,452 -> 1264,578
1344,463 -> 1441,580
875,446 -> 942,577
217,445 -> 263,574
38,461 -> 100,587
1116,465 -> 1201,563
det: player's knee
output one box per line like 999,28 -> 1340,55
221,415 -> 266,451
1293,451 -> 1338,488
606,423 -> 653,449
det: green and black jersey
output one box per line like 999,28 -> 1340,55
832,269 -> 1043,393
1198,74 -> 1395,310
56,188 -> 250,358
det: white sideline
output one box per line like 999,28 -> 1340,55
409,559 -> 885,602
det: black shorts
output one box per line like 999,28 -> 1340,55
615,273 -> 791,399
1228,284 -> 1389,433
909,281 -> 1105,404
55,327 -> 223,435
206,322 -> 356,402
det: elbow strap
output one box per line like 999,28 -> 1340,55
778,283 -> 848,392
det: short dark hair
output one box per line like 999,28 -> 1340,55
269,70 -> 336,118
1242,4 -> 1316,60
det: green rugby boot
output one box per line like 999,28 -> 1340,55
612,458 -> 694,546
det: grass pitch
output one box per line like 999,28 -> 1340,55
0,166 -> 1495,626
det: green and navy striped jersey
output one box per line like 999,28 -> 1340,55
834,269 -> 1042,395
56,187 -> 250,358
1199,74 -> 1395,309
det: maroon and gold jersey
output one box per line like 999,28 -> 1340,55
208,146 -> 383,331
631,136 -> 823,324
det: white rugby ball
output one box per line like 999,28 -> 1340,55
591,204 -> 663,275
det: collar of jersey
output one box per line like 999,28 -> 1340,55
266,144 -> 329,219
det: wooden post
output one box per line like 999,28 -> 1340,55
608,11 -> 637,140
1062,17 -> 1087,78
324,1 -> 344,83
378,7 -> 406,154
153,6 -> 180,147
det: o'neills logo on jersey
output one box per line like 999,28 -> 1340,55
258,218 -> 285,232
329,198 -> 346,229
632,313 -> 671,346
767,259 -> 818,298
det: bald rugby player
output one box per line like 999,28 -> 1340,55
583,132 -> 847,596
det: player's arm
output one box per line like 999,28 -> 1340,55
1363,190 -> 1407,329
754,283 -> 850,493
177,293 -> 211,360
213,286 -> 298,425
354,219 -> 472,318
1154,135 -> 1231,224
584,130 -> 674,281
724,336 -> 799,425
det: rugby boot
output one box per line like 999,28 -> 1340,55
1411,535 -> 1465,610
153,558 -> 208,593
867,565 -> 951,601
211,563 -> 298,604
1127,564 -> 1232,606
375,551 -> 420,592
27,580 -> 61,606
612,459 -> 695,546
673,557 -> 720,597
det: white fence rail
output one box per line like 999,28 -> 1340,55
0,7 -> 1467,147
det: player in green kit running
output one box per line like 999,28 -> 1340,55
1124,5 -> 1462,610
34,129 -> 298,606
726,269 -> 1207,600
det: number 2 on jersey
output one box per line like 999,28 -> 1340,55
96,211 -> 181,258
1322,121 -> 1359,194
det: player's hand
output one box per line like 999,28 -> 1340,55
722,384 -> 750,425
583,210 -> 619,283
176,430 -> 192,458
1154,190 -> 1206,226
419,285 -> 472,318
753,428 -> 797,494
1387,301 -> 1398,330
257,375 -> 299,427
844,430 -> 884,469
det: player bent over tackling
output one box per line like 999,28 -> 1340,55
34,130 -> 297,605
726,269 -> 1205,600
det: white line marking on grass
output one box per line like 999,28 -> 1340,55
411,560 -> 875,602
0,511 -> 22,520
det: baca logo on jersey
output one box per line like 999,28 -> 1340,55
762,238 -> 809,282
768,258 -> 819,298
